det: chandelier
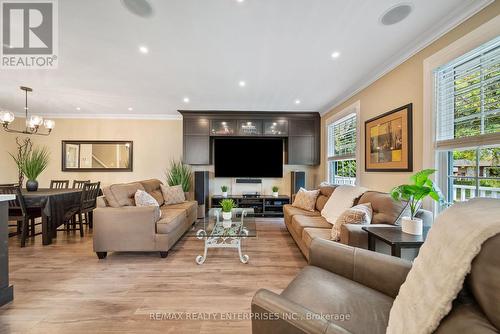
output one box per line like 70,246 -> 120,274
0,86 -> 55,136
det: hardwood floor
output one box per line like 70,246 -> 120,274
1,218 -> 306,334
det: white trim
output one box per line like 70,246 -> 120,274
320,0 -> 493,116
422,15 -> 500,212
10,112 -> 183,120
325,100 -> 361,185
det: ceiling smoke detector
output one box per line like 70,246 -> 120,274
380,3 -> 413,26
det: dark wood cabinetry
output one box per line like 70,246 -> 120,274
179,111 -> 320,166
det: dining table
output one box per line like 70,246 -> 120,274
22,188 -> 84,245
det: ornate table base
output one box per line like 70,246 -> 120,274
196,229 -> 249,264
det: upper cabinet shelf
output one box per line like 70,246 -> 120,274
179,111 -> 320,166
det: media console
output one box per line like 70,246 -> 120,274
211,195 -> 290,217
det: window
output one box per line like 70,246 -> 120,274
327,113 -> 357,185
435,37 -> 500,206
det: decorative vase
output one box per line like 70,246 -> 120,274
272,192 -> 279,197
222,211 -> 232,221
222,191 -> 228,198
401,217 -> 423,235
222,220 -> 232,228
26,179 -> 38,192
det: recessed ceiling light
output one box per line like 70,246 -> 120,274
128,107 -> 133,111
183,97 -> 190,103
380,3 -> 413,26
295,99 -> 301,105
138,46 -> 149,54
331,51 -> 341,59
238,80 -> 246,87
236,0 -> 244,2
76,107 -> 81,111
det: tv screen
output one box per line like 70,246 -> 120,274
214,138 -> 283,177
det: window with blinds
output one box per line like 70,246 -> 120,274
434,37 -> 500,207
327,113 -> 357,185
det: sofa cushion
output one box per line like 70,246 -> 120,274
161,184 -> 186,205
358,191 -> 405,225
156,208 -> 186,234
302,228 -> 332,249
281,266 -> 393,334
102,182 -> 145,207
283,204 -> 320,225
140,179 -> 164,206
339,223 -> 394,248
332,203 -> 373,241
291,215 -> 331,238
319,185 -> 337,197
164,201 -> 197,220
292,188 -> 320,211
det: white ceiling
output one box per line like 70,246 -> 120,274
0,0 -> 492,119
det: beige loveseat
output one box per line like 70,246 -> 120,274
93,179 -> 197,259
284,185 -> 432,259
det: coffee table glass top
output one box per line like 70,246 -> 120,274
189,208 -> 257,238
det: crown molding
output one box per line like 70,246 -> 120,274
11,112 -> 182,120
319,0 -> 494,116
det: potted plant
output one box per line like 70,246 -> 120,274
13,146 -> 50,192
390,169 -> 444,235
272,186 -> 279,197
220,199 -> 235,225
221,185 -> 228,198
166,160 -> 192,199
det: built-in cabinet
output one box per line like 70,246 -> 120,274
180,111 -> 320,166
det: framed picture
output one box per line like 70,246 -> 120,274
365,103 -> 413,172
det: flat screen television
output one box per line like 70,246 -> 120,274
214,138 -> 283,177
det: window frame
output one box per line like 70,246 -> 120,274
325,101 -> 361,185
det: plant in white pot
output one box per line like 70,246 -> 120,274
220,199 -> 235,227
221,185 -> 228,198
272,186 -> 279,197
390,169 -> 444,235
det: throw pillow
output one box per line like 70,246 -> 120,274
292,188 -> 320,212
134,190 -> 161,220
161,184 -> 185,205
321,185 -> 368,224
331,203 -> 373,241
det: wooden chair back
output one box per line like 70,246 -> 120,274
50,180 -> 69,189
80,182 -> 101,211
0,186 -> 27,219
72,180 -> 90,189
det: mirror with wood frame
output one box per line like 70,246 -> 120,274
62,141 -> 133,171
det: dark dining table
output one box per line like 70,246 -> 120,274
22,188 -> 83,245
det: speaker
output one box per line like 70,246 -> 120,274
290,171 -> 305,199
195,171 -> 209,218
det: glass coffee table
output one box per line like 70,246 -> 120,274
190,208 -> 256,264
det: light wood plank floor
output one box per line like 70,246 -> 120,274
1,218 -> 306,334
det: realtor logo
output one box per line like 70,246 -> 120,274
1,0 -> 58,69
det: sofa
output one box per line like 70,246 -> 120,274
93,179 -> 197,259
252,236 -> 500,334
283,185 -> 432,259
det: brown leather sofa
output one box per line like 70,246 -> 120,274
283,185 -> 432,259
252,236 -> 500,334
93,179 -> 197,258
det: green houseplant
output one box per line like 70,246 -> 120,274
390,169 -> 444,235
220,198 -> 235,221
166,161 -> 192,193
11,146 -> 50,192
221,185 -> 228,198
272,186 -> 279,197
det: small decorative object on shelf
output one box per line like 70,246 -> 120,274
272,186 -> 279,197
10,146 -> 50,192
220,198 -> 235,222
390,169 -> 443,235
221,185 -> 228,198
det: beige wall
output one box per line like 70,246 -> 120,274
320,2 -> 500,192
0,118 -> 183,187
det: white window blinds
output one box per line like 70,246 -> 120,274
435,37 -> 500,150
327,113 -> 357,160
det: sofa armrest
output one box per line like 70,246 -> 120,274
309,238 -> 412,298
415,209 -> 433,226
251,289 -> 350,334
93,206 -> 158,251
96,196 -> 107,208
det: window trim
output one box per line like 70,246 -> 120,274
325,100 -> 361,185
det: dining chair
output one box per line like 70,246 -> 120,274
50,180 -> 70,189
72,180 -> 90,189
0,186 -> 41,247
59,182 -> 101,237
